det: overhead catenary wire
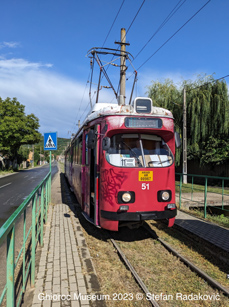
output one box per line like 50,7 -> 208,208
133,0 -> 187,62
75,0 -> 212,135
102,0 -> 126,47
135,0 -> 211,72
104,0 -> 146,90
75,0 -> 126,135
186,74 -> 229,92
126,0 -> 146,35
71,71 -> 91,135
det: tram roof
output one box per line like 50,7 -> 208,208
84,101 -> 173,125
66,99 -> 174,152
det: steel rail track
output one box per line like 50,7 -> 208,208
110,238 -> 160,307
143,223 -> 229,298
108,224 -> 229,307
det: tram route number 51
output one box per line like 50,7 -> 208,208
142,183 -> 150,190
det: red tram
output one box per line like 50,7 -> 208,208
65,97 -> 180,231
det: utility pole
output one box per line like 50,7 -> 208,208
115,28 -> 129,106
32,144 -> 34,168
183,86 -> 187,184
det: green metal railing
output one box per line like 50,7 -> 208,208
0,171 -> 51,307
176,173 -> 229,218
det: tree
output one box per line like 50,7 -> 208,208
146,78 -> 182,165
146,75 -> 229,165
0,97 -> 41,167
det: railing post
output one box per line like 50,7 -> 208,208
204,177 -> 208,219
45,180 -> 48,223
49,151 -> 52,205
49,174 -> 51,204
40,185 -> 44,247
31,195 -> 37,287
191,176 -> 194,201
22,210 -> 26,292
222,179 -> 224,210
179,174 -> 182,209
6,226 -> 15,307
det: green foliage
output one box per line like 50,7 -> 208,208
147,78 -> 182,128
146,74 -> 229,166
201,137 -> 229,165
0,97 -> 41,162
147,79 -> 182,165
17,146 -> 30,164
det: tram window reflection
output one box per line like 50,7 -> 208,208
106,134 -> 173,168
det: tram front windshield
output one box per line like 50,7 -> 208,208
106,134 -> 173,168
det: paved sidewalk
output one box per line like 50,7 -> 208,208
29,172 -> 101,307
175,210 -> 229,253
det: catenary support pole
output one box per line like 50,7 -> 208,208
183,86 -> 187,184
120,28 -> 126,105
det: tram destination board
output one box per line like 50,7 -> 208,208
125,117 -> 162,128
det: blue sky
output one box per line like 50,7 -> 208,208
0,0 -> 228,139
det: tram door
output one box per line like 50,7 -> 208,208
84,125 -> 100,225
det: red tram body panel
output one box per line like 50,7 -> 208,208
65,98 -> 178,231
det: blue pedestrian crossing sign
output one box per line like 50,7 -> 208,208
44,132 -> 57,151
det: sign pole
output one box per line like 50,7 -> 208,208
44,132 -> 57,211
49,151 -> 51,173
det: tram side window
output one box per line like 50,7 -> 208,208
78,136 -> 82,165
85,134 -> 89,165
75,139 -> 79,164
106,134 -> 173,168
75,140 -> 78,164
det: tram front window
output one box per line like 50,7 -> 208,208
106,134 -> 173,168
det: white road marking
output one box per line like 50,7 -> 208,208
0,183 -> 12,189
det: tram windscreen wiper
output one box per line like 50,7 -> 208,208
120,140 -> 143,167
148,158 -> 171,167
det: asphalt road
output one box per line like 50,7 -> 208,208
0,162 -> 58,227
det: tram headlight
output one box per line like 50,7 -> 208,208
157,190 -> 172,202
117,191 -> 135,204
122,192 -> 132,202
162,191 -> 170,201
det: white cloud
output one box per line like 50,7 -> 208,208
0,58 -> 52,70
0,41 -> 20,49
0,56 -> 113,138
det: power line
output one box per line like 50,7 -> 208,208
102,0 -> 126,47
186,74 -> 229,92
126,0 -> 146,35
71,72 -> 90,135
104,0 -> 146,86
133,0 -> 187,62
77,0 -> 126,125
136,0 -> 211,72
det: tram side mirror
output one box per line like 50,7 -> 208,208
175,132 -> 181,148
87,130 -> 96,149
102,137 -> 111,151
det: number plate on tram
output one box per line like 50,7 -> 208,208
139,171 -> 153,181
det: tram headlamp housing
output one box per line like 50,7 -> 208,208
157,190 -> 172,202
118,191 -> 135,204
